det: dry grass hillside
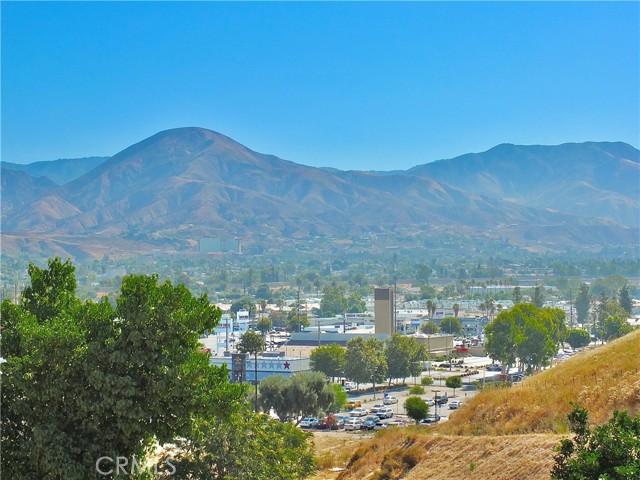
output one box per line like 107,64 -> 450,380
316,329 -> 640,480
436,329 -> 640,436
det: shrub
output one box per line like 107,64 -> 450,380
409,385 -> 425,395
421,376 -> 434,386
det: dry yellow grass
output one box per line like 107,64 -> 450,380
334,428 -> 560,480
325,330 -> 640,480
436,329 -> 640,435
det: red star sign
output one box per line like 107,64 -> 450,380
283,361 -> 290,369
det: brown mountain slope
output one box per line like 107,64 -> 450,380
324,330 -> 640,480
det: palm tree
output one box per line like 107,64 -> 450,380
453,303 -> 460,318
237,331 -> 265,412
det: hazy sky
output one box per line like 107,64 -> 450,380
2,1 -> 638,170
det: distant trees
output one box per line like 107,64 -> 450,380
420,321 -> 439,334
566,328 -> 591,350
440,317 -> 463,335
531,285 -> 545,308
309,344 -> 346,382
415,263 -> 433,285
575,283 -> 591,324
320,284 -> 366,316
552,405 -> 640,480
619,284 -> 633,315
453,303 -> 460,317
602,315 -> 633,341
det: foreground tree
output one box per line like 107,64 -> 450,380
2,258 -> 249,479
551,405 -> 640,480
170,409 -> 316,480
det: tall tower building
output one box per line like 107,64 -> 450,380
374,287 -> 395,334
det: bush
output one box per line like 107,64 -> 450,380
421,376 -> 434,386
551,405 -> 640,479
409,385 -> 425,395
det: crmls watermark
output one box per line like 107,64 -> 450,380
96,455 -> 176,476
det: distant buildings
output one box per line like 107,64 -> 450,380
198,237 -> 241,254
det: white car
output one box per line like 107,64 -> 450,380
299,417 -> 319,428
344,418 -> 363,431
350,407 -> 369,417
383,396 -> 398,405
449,400 -> 463,410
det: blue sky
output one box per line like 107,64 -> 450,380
2,1 -> 638,170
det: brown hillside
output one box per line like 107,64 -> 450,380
435,329 -> 640,436
321,330 -> 640,480
334,429 -> 559,480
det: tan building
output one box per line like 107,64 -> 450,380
374,287 -> 395,334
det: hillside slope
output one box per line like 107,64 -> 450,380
328,330 -> 640,480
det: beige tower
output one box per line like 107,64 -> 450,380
374,288 -> 395,334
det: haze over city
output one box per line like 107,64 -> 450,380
2,1 -> 638,169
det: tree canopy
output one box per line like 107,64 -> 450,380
404,396 -> 430,423
309,344 -> 346,381
385,333 -> 426,385
1,257 -> 315,480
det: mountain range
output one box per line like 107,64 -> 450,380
1,127 -> 638,259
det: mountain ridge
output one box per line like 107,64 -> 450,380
2,127 -> 638,259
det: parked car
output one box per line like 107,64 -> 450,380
343,381 -> 357,392
424,398 -> 435,407
361,416 -> 379,430
387,419 -> 407,427
383,396 -> 398,405
299,417 -> 319,428
449,400 -> 463,410
376,407 -> 394,419
373,419 -> 388,430
346,400 -> 362,410
369,404 -> 384,414
344,418 -> 363,431
486,364 -> 502,372
435,392 -> 448,405
420,413 -> 442,424
350,407 -> 369,417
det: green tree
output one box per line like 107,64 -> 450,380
531,285 -> 545,308
440,317 -> 462,335
484,310 -> 518,372
309,344 -> 346,381
415,263 -> 432,285
237,331 -> 265,412
566,328 -> 591,350
453,303 -> 460,317
512,286 -> 522,304
619,284 -> 633,316
420,321 -> 439,334
445,376 -> 463,396
258,371 -> 335,423
575,283 -> 591,324
2,258 -> 247,479
320,284 -> 346,316
404,396 -> 429,423
330,383 -> 348,413
171,409 -> 316,480
345,290 -> 366,313
257,316 -> 272,336
602,315 -> 633,341
286,309 -> 310,333
552,405 -> 640,480
344,337 -> 387,391
385,333 -> 426,386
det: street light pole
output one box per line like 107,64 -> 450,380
432,389 -> 440,418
